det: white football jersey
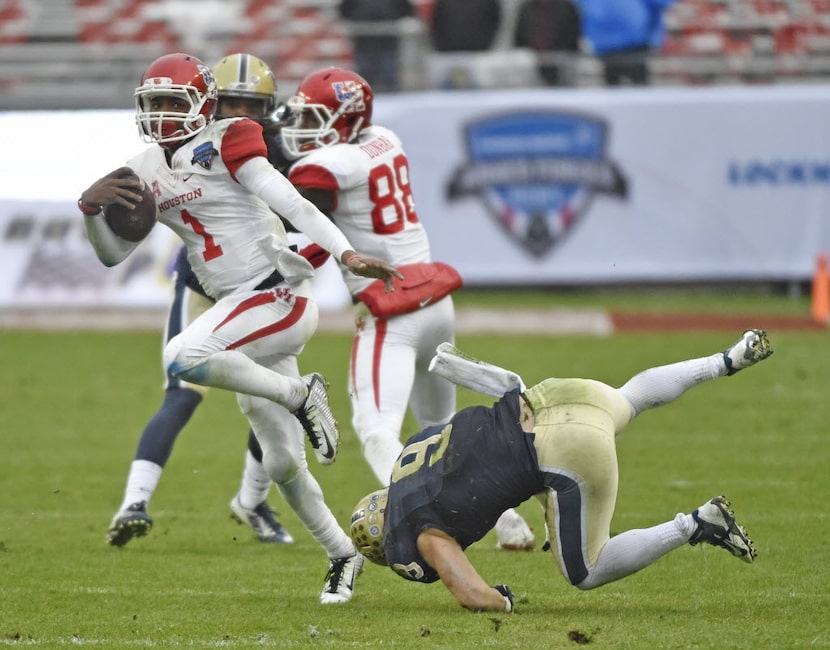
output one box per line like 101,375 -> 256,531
126,119 -> 301,300
288,125 -> 431,295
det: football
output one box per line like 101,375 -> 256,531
104,170 -> 157,242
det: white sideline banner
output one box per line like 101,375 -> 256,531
0,200 -> 349,311
372,85 -> 830,284
2,85 -> 830,311
0,199 -> 178,308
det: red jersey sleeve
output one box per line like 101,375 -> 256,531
288,164 -> 340,193
221,119 -> 268,181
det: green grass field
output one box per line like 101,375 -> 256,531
1,305 -> 828,648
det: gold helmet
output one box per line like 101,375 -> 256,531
213,53 -> 277,120
349,488 -> 388,566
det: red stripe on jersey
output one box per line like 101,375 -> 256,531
222,119 -> 268,181
350,332 -> 360,398
372,318 -> 387,409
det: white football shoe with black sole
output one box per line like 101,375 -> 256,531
320,553 -> 364,604
690,495 -> 756,563
723,329 -> 773,376
294,373 -> 339,465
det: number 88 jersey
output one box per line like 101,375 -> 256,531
287,124 -> 431,297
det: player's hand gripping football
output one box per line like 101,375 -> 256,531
341,251 -> 404,292
79,167 -> 146,212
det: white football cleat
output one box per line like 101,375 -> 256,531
320,553 -> 364,604
722,329 -> 773,376
690,495 -> 756,563
495,508 -> 535,551
229,493 -> 294,544
294,373 -> 339,465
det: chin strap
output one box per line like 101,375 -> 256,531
428,342 -> 525,397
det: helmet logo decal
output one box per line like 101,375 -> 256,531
447,111 -> 628,258
196,64 -> 215,88
191,142 -> 218,169
331,81 -> 365,113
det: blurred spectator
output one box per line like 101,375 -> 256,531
429,0 -> 502,52
573,0 -> 678,86
513,0 -> 581,86
339,0 -> 416,92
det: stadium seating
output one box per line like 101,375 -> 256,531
656,0 -> 830,83
3,0 -> 830,110
0,0 -> 358,109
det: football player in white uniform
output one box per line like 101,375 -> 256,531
282,67 -> 534,550
79,53 -> 401,604
103,53 -> 297,551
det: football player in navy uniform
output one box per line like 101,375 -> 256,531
350,330 -> 772,612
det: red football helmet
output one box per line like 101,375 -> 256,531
135,53 -> 217,146
282,67 -> 373,158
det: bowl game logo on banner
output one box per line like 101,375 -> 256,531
446,111 -> 628,258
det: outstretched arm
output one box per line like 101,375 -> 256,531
417,528 -> 512,612
236,157 -> 403,289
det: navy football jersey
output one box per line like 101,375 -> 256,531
383,390 -> 543,583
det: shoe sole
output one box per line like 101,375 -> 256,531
497,541 -> 536,551
725,329 -> 773,375
107,518 -> 152,547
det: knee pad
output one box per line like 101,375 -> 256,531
163,335 -> 206,383
162,335 -> 186,377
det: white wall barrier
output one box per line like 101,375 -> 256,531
3,85 -> 829,311
374,85 -> 830,285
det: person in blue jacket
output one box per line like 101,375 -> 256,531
574,0 -> 678,85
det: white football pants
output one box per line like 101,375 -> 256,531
350,296 -> 457,485
162,278 -> 354,558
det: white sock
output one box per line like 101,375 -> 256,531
120,459 -> 162,511
618,355 -> 723,415
193,350 -> 307,411
578,514 -> 692,589
276,471 -> 354,559
237,450 -> 271,509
